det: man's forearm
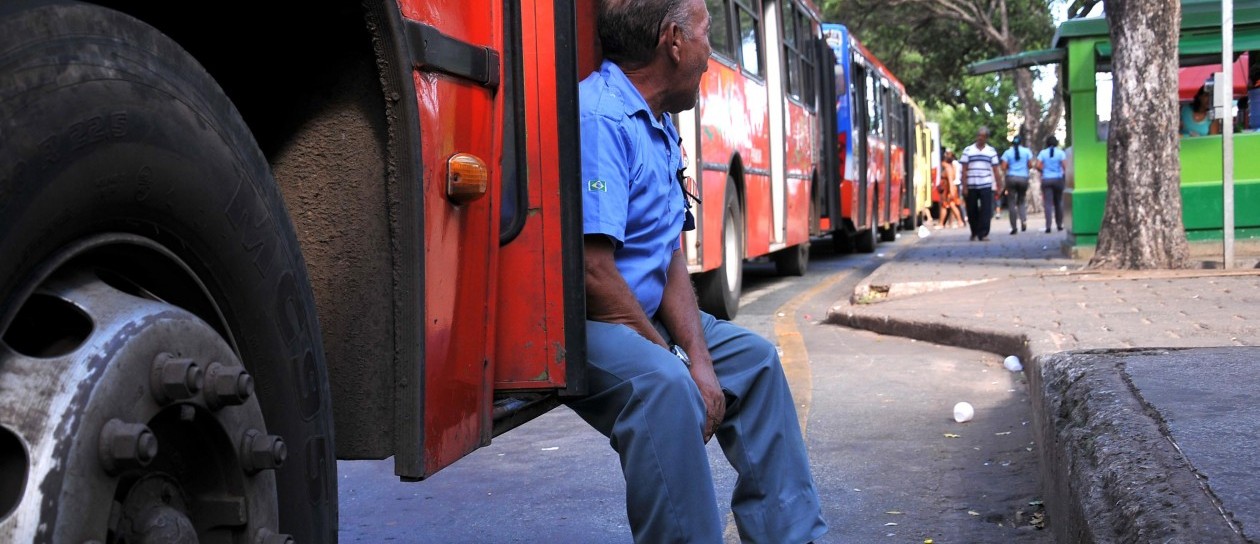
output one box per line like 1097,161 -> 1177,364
584,236 -> 668,347
655,250 -> 711,364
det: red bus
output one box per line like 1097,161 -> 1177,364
674,0 -> 826,319
3,1 -> 586,539
821,23 -> 917,252
1,1 -> 934,540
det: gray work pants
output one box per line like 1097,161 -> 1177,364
568,312 -> 828,544
1042,177 -> 1065,230
1005,175 -> 1030,230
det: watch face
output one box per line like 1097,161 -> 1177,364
672,345 -> 691,367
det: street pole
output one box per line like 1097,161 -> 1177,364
1223,0 -> 1236,269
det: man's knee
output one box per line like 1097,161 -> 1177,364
634,363 -> 706,420
743,333 -> 780,368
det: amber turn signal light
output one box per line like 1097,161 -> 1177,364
447,153 -> 489,204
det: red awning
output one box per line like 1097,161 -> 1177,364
1179,53 -> 1249,101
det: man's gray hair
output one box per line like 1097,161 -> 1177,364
977,126 -> 991,136
599,0 -> 693,68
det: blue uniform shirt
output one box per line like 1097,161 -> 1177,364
580,60 -> 686,318
1037,147 -> 1066,180
1001,146 -> 1034,177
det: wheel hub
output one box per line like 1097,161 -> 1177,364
0,236 -> 290,543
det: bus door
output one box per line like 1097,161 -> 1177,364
881,82 -> 896,225
903,104 -> 917,223
816,37 -> 840,233
853,61 -> 870,227
398,0 -> 585,480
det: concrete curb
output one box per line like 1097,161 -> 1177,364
846,232 -> 994,304
824,309 -> 1247,543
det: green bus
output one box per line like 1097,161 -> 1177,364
971,1 -> 1260,251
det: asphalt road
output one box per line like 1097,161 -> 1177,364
337,235 -> 1053,543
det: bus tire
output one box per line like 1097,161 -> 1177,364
773,242 -> 809,276
0,3 -> 336,541
880,224 -> 898,242
697,179 -> 743,320
831,228 -> 854,254
855,227 -> 878,253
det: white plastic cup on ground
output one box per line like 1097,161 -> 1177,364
1003,355 -> 1023,372
953,402 -> 974,423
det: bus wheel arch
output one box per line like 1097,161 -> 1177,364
773,168 -> 811,276
696,156 -> 745,320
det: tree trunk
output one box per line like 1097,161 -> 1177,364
1011,65 -> 1041,140
1089,0 -> 1190,269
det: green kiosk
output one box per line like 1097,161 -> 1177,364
971,1 -> 1260,253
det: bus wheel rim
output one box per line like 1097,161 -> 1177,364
0,234 -> 282,542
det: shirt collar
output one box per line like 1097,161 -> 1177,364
601,60 -> 665,128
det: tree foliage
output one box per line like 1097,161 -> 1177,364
927,76 -> 1019,154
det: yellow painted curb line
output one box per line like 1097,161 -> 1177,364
723,269 -> 851,543
775,268 -> 850,435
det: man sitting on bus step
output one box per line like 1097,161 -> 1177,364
565,0 -> 829,542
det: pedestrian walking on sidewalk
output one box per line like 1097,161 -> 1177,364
953,154 -> 966,227
1035,135 -> 1067,233
1000,134 -> 1034,234
961,127 -> 1001,241
938,149 -> 965,228
571,1 -> 828,542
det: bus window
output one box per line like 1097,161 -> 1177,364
735,0 -> 762,76
782,1 -> 798,98
708,0 -> 733,60
887,90 -> 902,146
798,9 -> 816,108
866,73 -> 883,136
835,63 -> 846,98
780,2 -> 816,109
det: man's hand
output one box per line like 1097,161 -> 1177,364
687,353 -> 725,443
656,249 -> 726,442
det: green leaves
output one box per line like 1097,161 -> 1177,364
821,0 -> 1059,151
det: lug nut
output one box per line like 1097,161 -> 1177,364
98,419 -> 158,475
241,429 -> 286,474
150,353 -> 203,405
254,529 -> 295,544
205,362 -> 254,409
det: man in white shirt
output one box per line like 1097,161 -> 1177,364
960,126 -> 1002,241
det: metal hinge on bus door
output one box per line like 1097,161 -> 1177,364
404,20 -> 501,89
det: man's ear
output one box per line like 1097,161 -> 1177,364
663,21 -> 684,64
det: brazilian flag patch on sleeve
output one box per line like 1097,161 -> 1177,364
587,179 -> 607,192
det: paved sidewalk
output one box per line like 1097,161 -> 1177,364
826,216 -> 1260,543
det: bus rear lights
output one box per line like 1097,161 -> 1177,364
447,152 -> 490,204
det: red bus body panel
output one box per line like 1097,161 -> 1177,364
397,0 -> 581,478
784,100 -> 816,246
399,0 -> 502,476
696,60 -> 772,266
684,0 -> 822,273
825,24 -> 910,236
494,0 -> 571,391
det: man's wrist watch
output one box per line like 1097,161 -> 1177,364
671,345 -> 691,368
